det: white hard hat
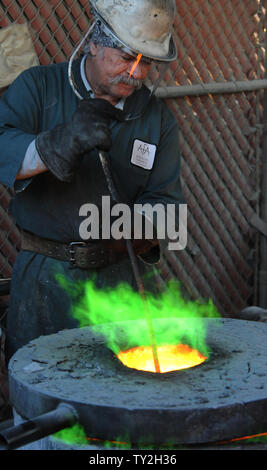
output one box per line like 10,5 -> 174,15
90,0 -> 177,62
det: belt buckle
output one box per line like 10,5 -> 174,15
68,241 -> 87,268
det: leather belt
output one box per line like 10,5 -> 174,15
21,230 -> 129,269
21,230 -> 155,269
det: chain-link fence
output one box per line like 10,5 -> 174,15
160,1 -> 266,316
0,184 -> 20,278
0,0 -> 91,63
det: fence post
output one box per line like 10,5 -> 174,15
259,6 -> 267,308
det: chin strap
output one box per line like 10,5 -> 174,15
149,62 -> 170,96
68,20 -> 97,101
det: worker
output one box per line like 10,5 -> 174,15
0,0 -> 185,361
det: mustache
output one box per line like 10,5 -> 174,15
110,75 -> 143,90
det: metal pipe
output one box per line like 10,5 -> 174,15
0,403 -> 78,450
155,79 -> 267,99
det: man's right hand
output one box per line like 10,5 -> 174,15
35,98 -> 125,182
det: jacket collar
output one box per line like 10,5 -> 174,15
70,56 -> 152,120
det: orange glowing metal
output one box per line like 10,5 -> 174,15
86,436 -> 129,446
217,431 -> 267,445
117,344 -> 207,373
129,54 -> 143,78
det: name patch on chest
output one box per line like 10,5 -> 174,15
131,139 -> 157,170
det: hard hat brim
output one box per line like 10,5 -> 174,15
92,10 -> 177,63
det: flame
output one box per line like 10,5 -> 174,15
117,344 -> 207,373
129,54 -> 143,78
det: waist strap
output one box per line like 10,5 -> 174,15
21,230 -> 154,269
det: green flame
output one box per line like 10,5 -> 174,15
53,422 -> 267,449
53,423 -> 156,449
56,275 -> 220,358
53,423 -> 88,447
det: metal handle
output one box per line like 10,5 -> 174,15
0,403 -> 78,450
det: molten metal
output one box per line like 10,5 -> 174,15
117,344 -> 207,373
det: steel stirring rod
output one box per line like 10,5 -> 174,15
99,150 -> 161,373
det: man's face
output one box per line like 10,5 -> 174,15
86,44 -> 152,101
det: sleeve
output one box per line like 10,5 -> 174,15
0,67 -> 42,189
14,139 -> 48,193
134,104 -> 186,265
18,139 -> 47,177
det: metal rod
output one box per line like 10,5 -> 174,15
99,150 -> 161,373
155,79 -> 267,99
125,239 -> 161,373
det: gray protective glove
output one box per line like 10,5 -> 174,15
35,98 -> 125,182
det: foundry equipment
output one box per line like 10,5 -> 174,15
1,317 -> 267,449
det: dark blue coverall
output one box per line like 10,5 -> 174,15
0,57 -> 184,360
